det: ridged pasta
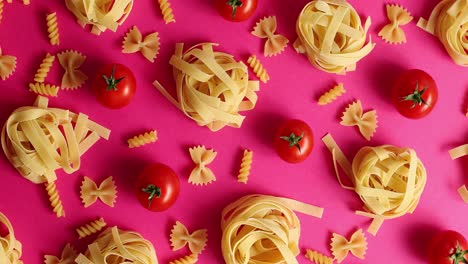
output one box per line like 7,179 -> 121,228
169,254 -> 198,264
237,149 -> 253,184
45,182 -> 65,218
158,0 -> 175,24
247,55 -> 269,83
44,243 -> 78,264
0,47 -> 17,80
0,0 -> 4,24
34,53 -> 55,83
127,130 -> 158,148
331,229 -> 368,263
252,16 -> 289,57
305,249 -> 333,264
46,12 -> 60,46
29,82 -> 59,97
318,83 -> 346,105
76,217 -> 107,239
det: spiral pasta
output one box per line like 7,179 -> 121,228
168,254 -> 198,264
318,83 -> 345,105
294,0 -> 375,74
305,249 -> 333,264
45,182 -> 65,218
0,212 -> 23,264
247,55 -> 269,83
34,53 -> 55,83
46,12 -> 60,46
158,0 -> 175,24
28,83 -> 59,97
76,217 -> 107,239
127,130 -> 158,148
237,149 -> 253,184
0,0 -> 4,24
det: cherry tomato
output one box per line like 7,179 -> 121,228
273,119 -> 314,163
92,63 -> 136,109
135,163 -> 180,212
428,230 -> 468,264
391,69 -> 438,119
215,0 -> 257,22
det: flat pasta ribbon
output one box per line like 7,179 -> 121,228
188,145 -> 217,185
378,4 -> 413,44
0,47 -> 17,80
170,221 -> 208,254
252,16 -> 289,57
57,50 -> 88,89
340,100 -> 377,141
221,194 -> 324,264
80,176 -> 117,207
0,212 -> 23,264
294,0 -> 375,74
322,133 -> 427,235
44,243 -> 78,264
122,26 -> 160,62
153,43 -> 260,132
449,144 -> 468,202
331,229 -> 367,263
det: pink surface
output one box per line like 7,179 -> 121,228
0,0 -> 467,263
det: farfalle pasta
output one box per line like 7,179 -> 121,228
153,43 -> 260,132
318,83 -> 345,105
44,243 -> 78,264
378,4 -> 413,44
221,194 -> 324,264
305,249 -> 333,264
247,55 -> 269,83
252,16 -> 289,57
170,221 -> 208,254
80,176 -> 117,207
331,229 -> 367,263
33,53 -> 55,83
0,47 -> 16,80
76,217 -> 107,239
122,26 -> 160,62
340,100 -> 377,141
57,50 -> 87,89
294,0 -> 375,74
449,144 -> 468,202
188,146 -> 217,185
65,0 -> 133,35
127,130 -> 158,148
0,212 -> 23,264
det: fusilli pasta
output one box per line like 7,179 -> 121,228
46,12 -> 60,46
29,83 -> 59,97
168,254 -> 198,264
34,53 -> 55,83
127,130 -> 158,148
237,149 -> 253,184
305,249 -> 333,264
318,83 -> 345,105
45,182 -> 65,218
158,0 -> 175,24
76,217 -> 107,239
247,55 -> 269,83
0,0 -> 4,24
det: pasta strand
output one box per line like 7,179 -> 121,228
34,53 -> 55,83
0,0 -> 4,24
318,83 -> 346,105
168,254 -> 198,264
45,181 -> 65,218
46,12 -> 60,46
237,149 -> 253,184
305,249 -> 333,264
76,217 -> 107,239
247,55 -> 269,83
127,130 -> 158,148
158,0 -> 175,24
0,212 -> 23,264
29,82 -> 59,97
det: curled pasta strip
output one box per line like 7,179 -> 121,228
318,83 -> 345,105
188,146 -> 217,186
57,50 -> 88,89
80,176 -> 117,207
449,144 -> 468,202
0,47 -> 17,80
169,254 -> 197,264
45,182 -> 65,218
378,4 -> 413,44
221,194 -> 324,264
122,26 -> 160,62
34,53 -> 55,83
74,226 -> 159,264
0,212 -> 23,264
331,229 -> 367,263
305,249 -> 333,264
46,12 -> 60,46
340,100 -> 377,141
237,149 -> 253,184
76,217 -> 107,239
153,43 -> 260,132
0,0 -> 4,24
252,16 -> 289,57
170,221 -> 208,254
247,55 -> 269,83
321,133 -> 427,235
127,130 -> 158,148
29,83 -> 59,97
294,0 -> 375,74
65,0 -> 133,35
44,243 -> 78,264
158,0 -> 175,24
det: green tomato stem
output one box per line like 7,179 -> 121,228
279,132 -> 304,153
141,184 -> 161,207
400,81 -> 430,109
102,65 -> 125,91
227,0 -> 243,18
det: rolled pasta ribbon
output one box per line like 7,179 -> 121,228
294,0 -> 375,74
449,144 -> 468,202
221,194 -> 324,264
322,133 -> 427,235
154,43 -> 260,132
0,212 -> 23,264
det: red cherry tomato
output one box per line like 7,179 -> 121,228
391,69 -> 438,119
92,63 -> 136,109
273,119 -> 314,163
215,0 -> 257,22
428,230 -> 468,264
135,163 -> 180,212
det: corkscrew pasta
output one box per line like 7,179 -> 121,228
318,83 -> 345,105
122,26 -> 160,62
188,146 -> 217,186
340,100 -> 378,141
45,182 -> 65,218
170,221 -> 208,254
0,212 -> 23,264
80,176 -> 117,207
33,53 -> 55,83
0,1 -> 4,24
252,16 -> 289,57
76,217 -> 107,238
237,149 -> 253,184
158,0 -> 175,24
305,249 -> 333,264
44,243 -> 78,264
46,12 -> 60,46
247,55 -> 269,83
57,50 -> 88,89
449,144 -> 468,202
29,83 -> 59,97
127,130 -> 158,148
378,4 -> 413,44
169,254 -> 197,264
331,229 -> 367,263
0,47 -> 17,80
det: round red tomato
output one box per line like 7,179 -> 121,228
391,69 -> 438,119
92,63 -> 136,109
273,119 -> 314,163
135,163 -> 180,212
215,0 -> 257,22
428,230 -> 468,264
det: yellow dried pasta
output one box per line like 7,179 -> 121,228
46,12 -> 60,46
45,181 -> 65,218
57,50 -> 88,89
76,217 -> 107,239
0,47 -> 17,81
0,0 -> 4,24
237,149 -> 253,184
331,229 -> 367,263
294,0 -> 375,74
449,144 -> 468,202
44,243 -> 78,264
170,221 -> 207,254
169,254 -> 197,264
340,100 -> 377,141
0,212 -> 23,264
158,0 -> 175,24
318,83 -> 345,105
247,55 -> 269,83
80,176 -> 117,207
34,53 -> 55,83
188,146 -> 217,186
252,16 -> 289,57
122,26 -> 160,62
305,249 -> 333,264
29,83 -> 59,97
378,4 -> 413,44
127,130 -> 158,148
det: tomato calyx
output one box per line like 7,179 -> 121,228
449,243 -> 468,264
141,184 -> 161,207
279,132 -> 304,152
400,81 -> 429,109
226,0 -> 243,18
102,65 -> 125,91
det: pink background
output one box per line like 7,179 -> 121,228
0,0 -> 467,263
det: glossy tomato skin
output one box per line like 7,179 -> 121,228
135,163 -> 180,212
215,0 -> 257,22
391,69 -> 438,119
92,63 -> 136,109
273,119 -> 314,163
428,230 -> 468,264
